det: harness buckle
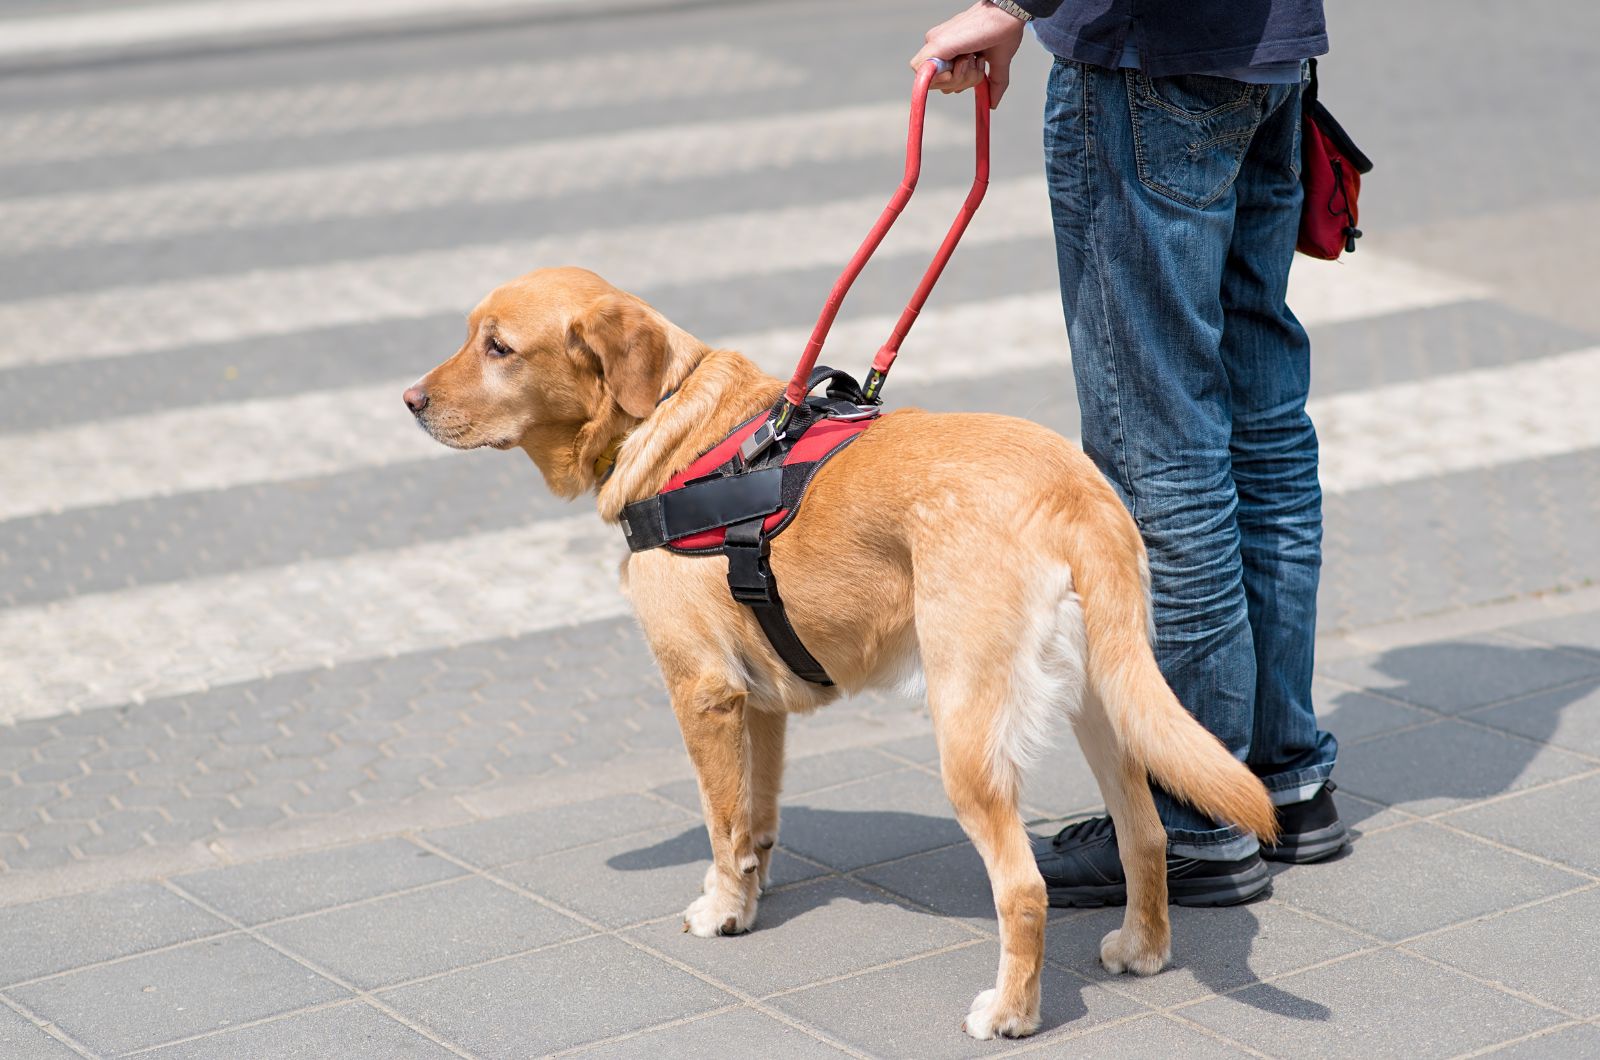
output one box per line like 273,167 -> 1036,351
738,420 -> 779,465
724,521 -> 775,606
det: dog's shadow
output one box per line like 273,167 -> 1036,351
607,806 -> 1329,1032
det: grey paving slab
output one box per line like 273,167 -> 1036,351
1333,718 -> 1595,815
1031,1014 -> 1256,1059
10,934 -> 348,1055
1180,948 -> 1563,1060
173,837 -> 467,925
420,792 -> 695,869
1469,679 -> 1600,758
1313,678 -> 1436,744
1317,635 -> 1600,714
855,841 -> 999,927
261,875 -> 591,989
1328,786 -> 1415,834
772,940 -> 1140,1059
500,820 -> 826,930
378,934 -> 734,1059
1046,902 -> 1371,1009
652,747 -> 909,813
1478,1022 -> 1600,1059
1510,609 -> 1600,656
1269,821 -> 1588,941
631,876 -> 977,997
1407,886 -> 1600,1017
1018,739 -> 1106,819
1441,773 -> 1600,876
566,1005 -> 851,1059
0,1004 -> 78,1060
0,881 -> 229,986
874,733 -> 941,765
142,1000 -> 457,1059
777,769 -> 967,873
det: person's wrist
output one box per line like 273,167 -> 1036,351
986,0 -> 1033,23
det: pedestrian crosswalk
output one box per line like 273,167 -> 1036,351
0,23 -> 1594,725
0,44 -> 798,163
0,103 -> 963,252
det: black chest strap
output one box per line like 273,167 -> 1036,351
723,518 -> 833,686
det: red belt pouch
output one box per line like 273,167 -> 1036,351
1298,59 -> 1374,260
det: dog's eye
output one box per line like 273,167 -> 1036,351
486,336 -> 511,358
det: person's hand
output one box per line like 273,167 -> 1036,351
910,1 -> 1026,109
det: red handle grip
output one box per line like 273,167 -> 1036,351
781,59 -> 992,412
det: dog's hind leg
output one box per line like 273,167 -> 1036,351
747,706 -> 786,892
1072,697 -> 1172,975
917,590 -> 1053,1040
670,670 -> 761,937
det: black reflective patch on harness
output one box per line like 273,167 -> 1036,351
620,467 -> 784,552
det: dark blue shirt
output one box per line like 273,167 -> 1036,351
1016,0 -> 1328,77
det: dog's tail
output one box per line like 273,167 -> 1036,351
1063,511 -> 1278,843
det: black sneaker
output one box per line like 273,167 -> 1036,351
1032,816 -> 1271,909
1259,781 -> 1349,864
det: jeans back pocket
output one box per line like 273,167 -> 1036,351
1127,72 -> 1267,209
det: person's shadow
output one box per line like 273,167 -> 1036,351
1322,638 -> 1600,812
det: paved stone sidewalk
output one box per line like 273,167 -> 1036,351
3,592 -> 1598,1058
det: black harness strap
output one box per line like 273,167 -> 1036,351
723,518 -> 833,686
620,466 -> 783,553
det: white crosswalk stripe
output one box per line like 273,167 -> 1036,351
0,177 -> 1054,368
0,45 -> 800,165
5,336 -> 1593,720
0,104 -> 961,252
0,257 -> 1487,521
0,0 -> 592,62
0,516 -> 622,722
0,181 -> 1486,371
1314,345 -> 1600,493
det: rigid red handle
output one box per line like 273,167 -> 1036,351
781,58 -> 992,415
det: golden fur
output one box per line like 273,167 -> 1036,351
407,267 -> 1276,1039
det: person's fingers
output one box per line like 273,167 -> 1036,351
987,57 -> 1011,108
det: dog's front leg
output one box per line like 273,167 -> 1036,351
673,673 -> 760,937
747,706 -> 786,892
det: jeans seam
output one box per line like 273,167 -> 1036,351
1084,64 -> 1139,521
1131,70 -> 1255,121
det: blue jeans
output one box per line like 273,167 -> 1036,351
1043,58 -> 1338,859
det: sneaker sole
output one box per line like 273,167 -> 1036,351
1045,860 -> 1272,909
1260,821 -> 1349,865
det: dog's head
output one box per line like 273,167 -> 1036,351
404,267 -> 678,497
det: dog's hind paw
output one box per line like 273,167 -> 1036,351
1099,928 -> 1169,976
961,988 -> 1040,1040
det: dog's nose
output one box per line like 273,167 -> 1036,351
403,386 -> 429,415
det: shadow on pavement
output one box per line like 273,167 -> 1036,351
1329,639 -> 1600,807
607,806 -> 1334,1026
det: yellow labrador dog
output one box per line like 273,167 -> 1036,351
405,267 -> 1275,1039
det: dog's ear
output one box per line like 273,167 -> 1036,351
568,294 -> 667,420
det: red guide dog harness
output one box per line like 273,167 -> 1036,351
617,368 -> 878,686
613,61 -> 989,687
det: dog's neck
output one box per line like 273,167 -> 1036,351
593,345 -> 780,523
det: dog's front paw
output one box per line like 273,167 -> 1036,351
682,887 -> 756,938
1099,928 -> 1169,976
962,988 -> 1040,1040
